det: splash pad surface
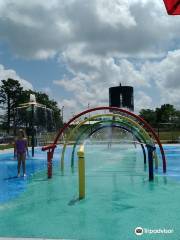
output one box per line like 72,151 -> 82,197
0,144 -> 180,240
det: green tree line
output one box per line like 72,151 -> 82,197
1,78 -> 179,135
0,78 -> 63,134
139,104 -> 180,128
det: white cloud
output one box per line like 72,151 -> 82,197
58,99 -> 79,120
54,48 -> 180,118
1,0 -> 180,118
141,50 -> 180,109
0,0 -> 180,59
54,49 -> 149,118
134,91 -> 153,112
96,0 -> 136,29
0,64 -> 33,90
153,50 -> 180,89
34,50 -> 56,60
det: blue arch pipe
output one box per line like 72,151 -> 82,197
146,144 -> 156,181
72,124 -> 146,167
89,125 -> 155,181
87,124 -> 147,164
71,119 -> 149,167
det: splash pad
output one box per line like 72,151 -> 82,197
42,106 -> 166,200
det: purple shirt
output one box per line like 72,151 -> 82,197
16,139 -> 27,154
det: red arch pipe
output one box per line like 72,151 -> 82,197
42,106 -> 166,173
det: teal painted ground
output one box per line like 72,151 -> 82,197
0,144 -> 180,239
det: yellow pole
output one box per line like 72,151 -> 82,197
78,145 -> 85,200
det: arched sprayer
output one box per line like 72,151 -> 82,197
71,123 -> 147,168
60,113 -> 155,171
42,107 -> 166,177
88,125 -> 148,167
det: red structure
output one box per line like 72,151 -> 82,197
163,0 -> 180,15
42,106 -> 166,174
44,144 -> 56,178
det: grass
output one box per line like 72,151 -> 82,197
158,131 -> 180,142
0,130 -> 180,151
0,144 -> 14,151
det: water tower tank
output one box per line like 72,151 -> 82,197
109,84 -> 134,111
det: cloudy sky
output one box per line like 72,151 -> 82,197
0,0 -> 180,119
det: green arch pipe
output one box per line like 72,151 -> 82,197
71,119 -> 148,168
61,114 -> 154,170
87,124 -> 147,165
61,113 -> 155,171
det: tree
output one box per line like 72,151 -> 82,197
35,91 -> 63,130
156,104 -> 176,124
16,90 -> 63,131
139,104 -> 179,129
139,109 -> 156,126
0,79 -> 63,133
0,79 -> 23,133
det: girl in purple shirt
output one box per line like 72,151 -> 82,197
14,129 -> 29,177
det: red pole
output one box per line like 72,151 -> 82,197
42,144 -> 56,178
47,151 -> 53,178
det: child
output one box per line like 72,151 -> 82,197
14,129 -> 29,177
